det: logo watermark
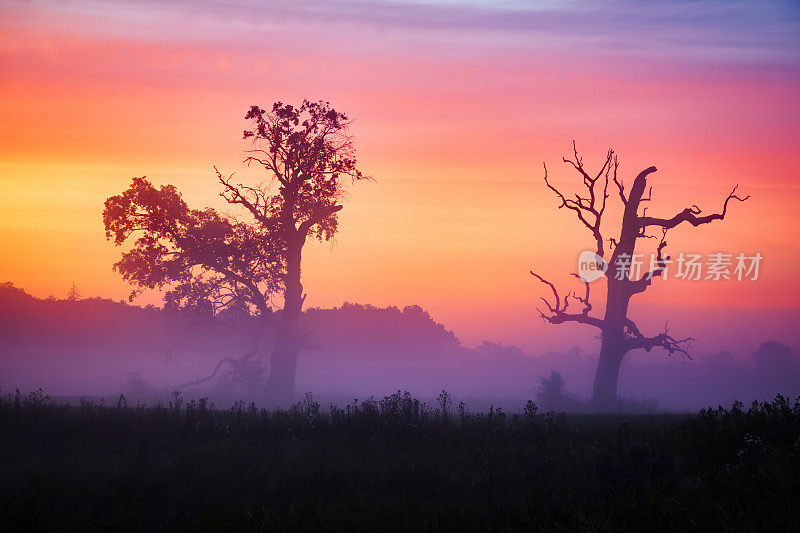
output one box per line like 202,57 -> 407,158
577,250 -> 608,282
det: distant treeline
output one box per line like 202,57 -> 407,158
0,282 -> 797,409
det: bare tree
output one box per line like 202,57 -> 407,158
531,142 -> 748,409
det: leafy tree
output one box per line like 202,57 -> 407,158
104,100 -> 367,397
103,176 -> 282,391
536,370 -> 566,407
752,341 -> 794,374
103,178 -> 281,318
531,143 -> 748,409
229,100 -> 368,396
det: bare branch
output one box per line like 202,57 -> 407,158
624,317 -> 644,338
629,228 -> 669,295
611,156 -> 627,205
209,262 -> 271,317
638,186 -> 749,230
530,271 -> 565,312
625,322 -> 695,359
216,167 -> 271,225
178,337 -> 263,389
542,144 -> 613,256
177,357 -> 241,389
531,271 -> 604,329
569,273 -> 592,314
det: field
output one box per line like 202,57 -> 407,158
1,389 -> 798,532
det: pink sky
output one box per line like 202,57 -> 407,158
1,0 -> 799,356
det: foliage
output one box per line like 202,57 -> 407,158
103,177 -> 281,317
239,100 -> 367,244
1,389 -> 798,531
102,100 -> 367,319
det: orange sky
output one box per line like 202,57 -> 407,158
1,0 -> 799,355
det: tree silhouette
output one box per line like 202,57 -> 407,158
103,177 -> 281,318
230,100 -> 367,396
104,100 -> 367,397
103,176 -> 283,390
67,281 -> 80,301
531,143 -> 748,409
535,370 -> 570,410
752,341 -> 794,374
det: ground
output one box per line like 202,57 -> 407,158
1,390 -> 798,531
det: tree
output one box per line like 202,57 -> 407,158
103,176 -> 283,390
531,143 -> 748,409
104,99 -> 367,397
229,100 -> 367,397
67,281 -> 80,301
536,370 -> 572,410
104,177 -> 281,318
752,341 -> 794,374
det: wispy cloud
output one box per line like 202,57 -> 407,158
11,0 -> 798,64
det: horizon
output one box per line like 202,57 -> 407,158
0,279 -> 791,367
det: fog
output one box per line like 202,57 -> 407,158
1,283 -> 797,412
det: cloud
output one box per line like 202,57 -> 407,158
14,0 -> 797,64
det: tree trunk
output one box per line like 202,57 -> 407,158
266,235 -> 304,398
592,278 -> 629,409
591,167 -> 652,410
592,344 -> 625,409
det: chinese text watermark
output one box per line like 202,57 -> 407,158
578,252 -> 762,282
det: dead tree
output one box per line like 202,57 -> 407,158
531,142 -> 748,409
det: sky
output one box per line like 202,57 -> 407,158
1,0 -> 799,356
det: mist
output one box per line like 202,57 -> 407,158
2,283 -> 796,412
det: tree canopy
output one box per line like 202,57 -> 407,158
103,177 -> 281,318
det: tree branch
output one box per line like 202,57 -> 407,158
629,229 -> 669,296
211,263 -> 271,317
638,186 -> 749,230
569,272 -> 593,314
216,167 -> 271,225
625,330 -> 695,359
543,144 -> 612,257
531,271 -> 604,329
178,338 -> 262,389
298,204 -> 343,236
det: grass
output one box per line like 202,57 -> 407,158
1,388 -> 798,531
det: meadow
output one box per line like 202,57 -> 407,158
1,389 -> 798,531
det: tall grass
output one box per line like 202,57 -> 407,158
1,388 -> 798,531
